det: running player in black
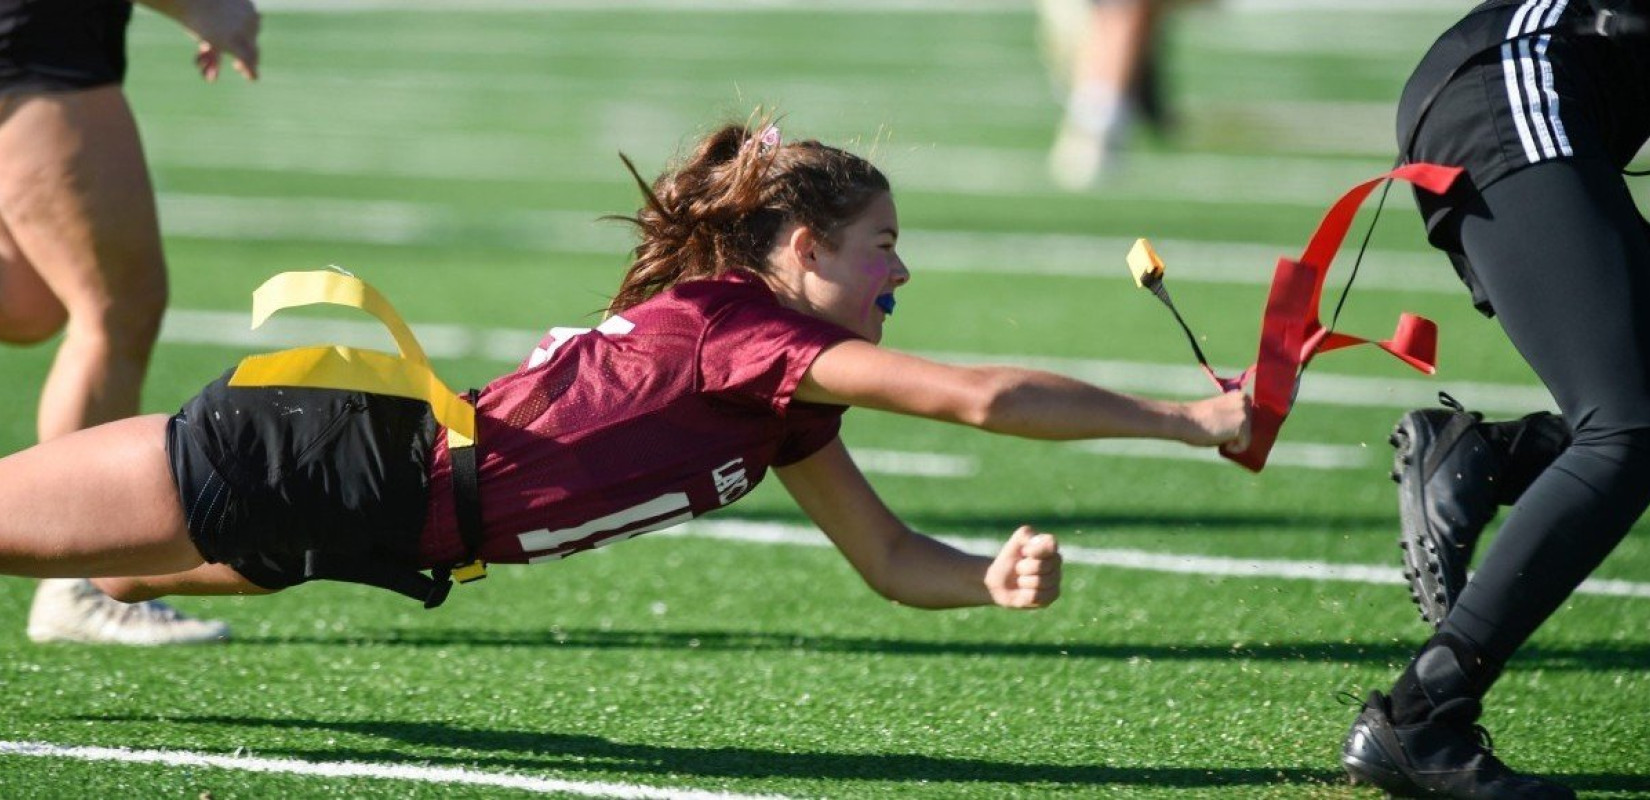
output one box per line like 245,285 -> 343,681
1341,1 -> 1649,798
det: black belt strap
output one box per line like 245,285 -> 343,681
451,388 -> 485,564
303,549 -> 453,609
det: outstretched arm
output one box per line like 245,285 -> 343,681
776,438 -> 1060,610
796,340 -> 1249,448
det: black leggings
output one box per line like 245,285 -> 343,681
1443,158 -> 1650,667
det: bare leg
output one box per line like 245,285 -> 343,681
0,415 -> 201,578
94,563 -> 275,603
0,86 -> 168,439
0,190 -> 67,345
1075,0 -> 1154,93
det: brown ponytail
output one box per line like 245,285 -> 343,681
607,120 -> 890,314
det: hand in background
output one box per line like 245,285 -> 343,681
140,0 -> 262,81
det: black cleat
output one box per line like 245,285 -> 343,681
1342,691 -> 1574,799
1390,395 -> 1500,629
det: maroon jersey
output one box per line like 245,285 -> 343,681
418,271 -> 858,567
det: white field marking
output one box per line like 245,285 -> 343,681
251,0 -> 1448,12
880,147 -> 1398,207
915,350 -> 1557,417
141,115 -> 1402,205
128,21 -> 1418,77
849,449 -> 979,479
0,742 -> 792,800
1074,439 -> 1372,471
1179,19 -> 1448,60
1222,0 -> 1449,12
124,36 -> 1412,157
254,0 -> 1023,12
154,194 -> 621,252
154,193 -> 1459,293
133,30 -> 1036,75
673,519 -> 1650,599
899,228 -> 1461,293
159,308 -> 1557,416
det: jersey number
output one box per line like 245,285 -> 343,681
518,492 -> 692,563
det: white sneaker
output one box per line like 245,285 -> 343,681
1048,83 -> 1132,191
26,578 -> 230,645
1049,123 -> 1113,191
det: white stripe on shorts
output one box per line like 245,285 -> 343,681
1502,0 -> 1573,162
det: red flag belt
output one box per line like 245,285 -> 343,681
1199,162 -> 1462,472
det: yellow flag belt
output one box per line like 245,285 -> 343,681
228,270 -> 486,586
227,270 -> 475,446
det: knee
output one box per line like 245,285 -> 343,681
1562,423 -> 1650,483
102,271 -> 169,340
68,275 -> 169,353
1568,420 -> 1650,452
0,301 -> 67,344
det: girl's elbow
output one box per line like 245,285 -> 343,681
961,373 -> 1023,432
865,578 -> 902,603
857,556 -> 901,600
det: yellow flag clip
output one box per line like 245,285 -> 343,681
1126,238 -> 1166,289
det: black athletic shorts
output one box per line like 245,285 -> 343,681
1396,0 -> 1650,313
166,371 -> 437,589
0,0 -> 131,95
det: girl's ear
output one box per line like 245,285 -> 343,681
785,225 -> 821,273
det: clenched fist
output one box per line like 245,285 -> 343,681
984,526 -> 1061,609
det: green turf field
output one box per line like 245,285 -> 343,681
2,2 -> 1647,798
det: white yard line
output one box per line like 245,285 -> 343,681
0,742 -> 793,800
1224,0 -> 1447,11
249,0 -> 1448,13
880,147 -> 1398,207
158,308 -> 1555,416
253,0 -> 1023,12
1074,439 -> 1373,471
144,128 -> 1400,205
677,519 -> 1650,599
849,449 -> 979,479
900,228 -> 1460,292
153,193 -> 1458,292
916,350 -> 1556,416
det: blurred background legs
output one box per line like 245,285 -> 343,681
1041,0 -> 1181,190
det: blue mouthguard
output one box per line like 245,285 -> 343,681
875,294 -> 896,315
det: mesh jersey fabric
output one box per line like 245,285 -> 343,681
419,270 -> 861,567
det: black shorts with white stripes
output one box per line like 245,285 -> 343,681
165,371 -> 437,589
1396,0 -> 1650,311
